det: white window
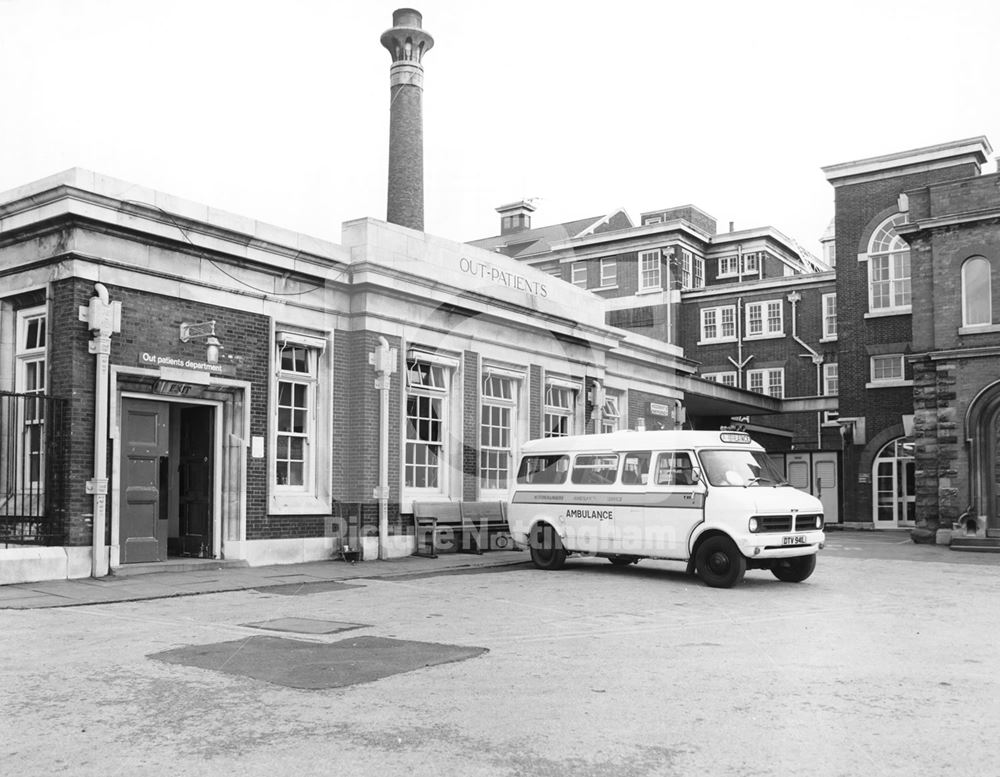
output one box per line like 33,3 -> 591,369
822,293 -> 837,339
480,373 -> 517,493
638,250 -> 661,291
748,368 -> 784,398
743,252 -> 760,274
600,258 -> 617,287
600,392 -> 622,434
962,256 -> 992,327
15,308 -> 47,487
824,410 -> 840,425
680,249 -> 692,290
870,355 -> 905,384
823,362 -> 838,396
718,255 -> 739,277
700,305 -> 736,342
693,254 -> 705,289
745,300 -> 783,337
868,215 -> 911,313
644,215 -> 662,225
406,357 -> 452,491
275,344 -> 317,490
571,262 -> 588,288
703,371 -> 737,387
544,381 -> 579,437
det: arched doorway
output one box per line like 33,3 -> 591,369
966,381 -> 1000,536
872,437 -> 915,527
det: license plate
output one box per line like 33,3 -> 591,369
783,535 -> 806,545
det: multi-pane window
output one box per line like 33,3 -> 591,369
745,300 -> 783,337
406,358 -> 448,489
718,252 -> 761,278
275,344 -> 316,489
871,355 -> 904,383
748,368 -> 784,398
703,371 -> 737,387
823,362 -> 838,396
601,393 -> 621,434
480,374 -> 516,492
962,256 -> 992,326
638,250 -> 661,291
571,262 -> 588,288
600,258 -> 617,287
700,305 -> 736,342
16,309 -> 47,485
868,215 -> 911,312
693,254 -> 705,289
544,383 -> 577,437
822,293 -> 837,339
680,250 -> 692,290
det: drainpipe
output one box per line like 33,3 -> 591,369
78,284 -> 121,578
369,336 -> 397,560
727,297 -> 752,386
590,380 -> 604,433
786,291 -> 824,448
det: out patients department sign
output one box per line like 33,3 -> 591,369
139,351 -> 237,377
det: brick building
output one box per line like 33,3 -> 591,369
822,137 -> 993,531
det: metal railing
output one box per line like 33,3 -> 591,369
0,392 -> 68,547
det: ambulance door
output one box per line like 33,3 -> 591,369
646,451 -> 706,559
616,450 -> 651,554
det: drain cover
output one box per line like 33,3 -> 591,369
252,580 -> 362,596
241,617 -> 368,635
150,635 -> 488,689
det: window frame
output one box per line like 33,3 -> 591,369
744,299 -> 784,338
479,371 -> 521,497
866,214 -> 911,314
747,367 -> 784,398
638,249 -> 662,292
571,262 -> 588,289
699,305 -> 737,343
14,306 -> 47,489
702,371 -> 737,387
270,330 -> 331,515
544,379 -> 581,438
822,293 -> 837,340
867,354 -> 909,387
405,355 -> 456,495
599,258 -> 617,288
962,256 -> 992,328
823,362 -> 838,396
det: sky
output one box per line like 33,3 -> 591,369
2,0 -> 999,259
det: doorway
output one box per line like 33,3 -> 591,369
872,437 -> 915,528
779,450 -> 841,524
119,399 -> 215,563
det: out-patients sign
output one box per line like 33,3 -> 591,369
459,256 -> 548,298
139,352 -> 236,377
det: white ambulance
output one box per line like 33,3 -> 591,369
506,430 -> 825,588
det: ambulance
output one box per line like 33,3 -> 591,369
506,430 -> 825,587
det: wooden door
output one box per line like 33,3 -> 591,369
120,400 -> 169,563
178,406 -> 213,557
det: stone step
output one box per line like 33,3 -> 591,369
950,537 -> 1000,553
111,558 -> 249,577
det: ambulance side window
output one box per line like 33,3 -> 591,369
621,451 -> 650,486
516,455 -> 569,485
654,452 -> 697,486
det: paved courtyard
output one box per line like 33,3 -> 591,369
2,533 -> 998,776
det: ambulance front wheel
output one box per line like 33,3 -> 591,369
529,523 -> 567,570
695,535 -> 747,588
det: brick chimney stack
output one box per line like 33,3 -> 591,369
380,8 -> 434,232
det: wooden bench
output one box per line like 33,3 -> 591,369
412,501 -> 512,558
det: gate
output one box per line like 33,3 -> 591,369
0,392 -> 68,546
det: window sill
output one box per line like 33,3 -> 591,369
270,493 -> 331,516
819,336 -> 838,343
864,308 -> 911,319
596,284 -> 619,292
696,338 -> 738,346
636,287 -> 663,296
959,323 -> 1000,335
744,332 -> 785,341
865,380 -> 913,389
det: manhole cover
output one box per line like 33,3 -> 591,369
252,581 -> 362,596
149,635 -> 488,689
242,617 -> 368,635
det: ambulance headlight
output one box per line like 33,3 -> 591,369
748,517 -> 759,533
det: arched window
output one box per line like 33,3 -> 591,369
962,256 -> 992,327
867,214 -> 910,313
872,437 -> 915,527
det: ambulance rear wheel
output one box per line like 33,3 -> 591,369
695,536 -> 746,588
529,523 -> 567,570
771,554 -> 816,583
